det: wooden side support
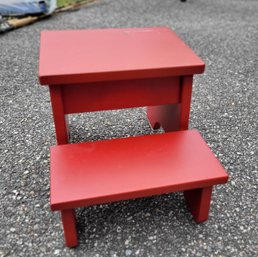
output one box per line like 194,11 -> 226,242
61,209 -> 78,247
179,75 -> 193,130
184,186 -> 213,222
49,85 -> 69,145
147,104 -> 180,131
147,75 -> 193,132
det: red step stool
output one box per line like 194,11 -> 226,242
38,27 -> 228,247
50,130 -> 228,247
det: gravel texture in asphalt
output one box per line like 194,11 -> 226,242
0,0 -> 258,256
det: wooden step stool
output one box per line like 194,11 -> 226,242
38,27 -> 228,247
50,130 -> 228,247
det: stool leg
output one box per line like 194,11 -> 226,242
184,186 -> 213,222
147,104 -> 180,131
49,85 -> 69,145
61,209 -> 78,247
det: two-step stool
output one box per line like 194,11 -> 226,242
38,27 -> 228,247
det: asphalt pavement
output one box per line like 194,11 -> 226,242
0,0 -> 257,256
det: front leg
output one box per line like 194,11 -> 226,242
49,85 -> 69,145
61,209 -> 78,247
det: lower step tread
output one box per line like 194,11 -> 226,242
50,129 -> 228,210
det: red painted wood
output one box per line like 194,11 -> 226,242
146,75 -> 193,131
62,77 -> 180,114
50,130 -> 228,211
38,27 -> 205,85
179,75 -> 193,130
61,209 -> 78,247
184,187 -> 213,222
147,104 -> 180,131
49,86 -> 69,145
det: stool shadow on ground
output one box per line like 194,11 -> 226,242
74,192 -> 196,250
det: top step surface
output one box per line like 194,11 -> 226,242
39,27 -> 205,85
